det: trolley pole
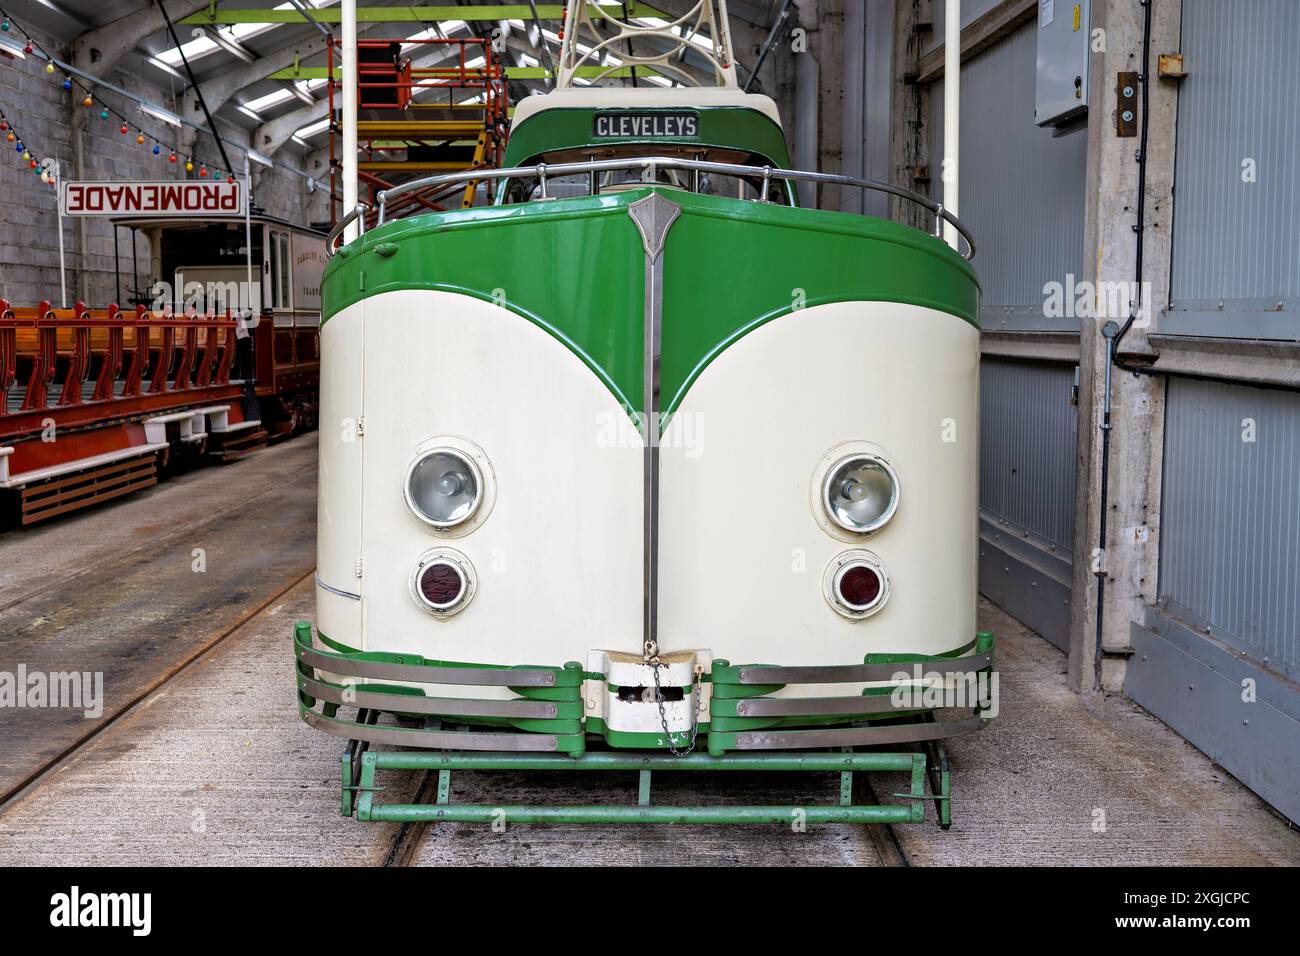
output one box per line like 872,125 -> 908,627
943,0 -> 960,251
341,0 -> 359,242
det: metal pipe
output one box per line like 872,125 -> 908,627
372,750 -> 917,772
359,156 -> 976,258
326,202 -> 370,254
744,0 -> 794,93
365,803 -> 916,825
341,0 -> 359,242
525,0 -> 557,89
156,0 -> 235,176
943,0 -> 960,249
1110,0 -> 1156,376
244,154 -> 254,321
286,0 -> 332,40
1094,322 -> 1119,688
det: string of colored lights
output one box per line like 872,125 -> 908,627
0,8 -> 231,180
0,7 -> 316,184
0,99 -> 57,186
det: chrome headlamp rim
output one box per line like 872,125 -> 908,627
402,447 -> 484,530
821,452 -> 900,535
409,548 -> 477,617
823,550 -> 892,620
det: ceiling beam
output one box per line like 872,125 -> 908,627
254,100 -> 327,157
71,2 -> 209,78
180,4 -> 669,26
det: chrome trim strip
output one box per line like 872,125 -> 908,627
628,192 -> 681,656
299,673 -> 560,719
737,652 -> 995,685
297,643 -> 559,687
302,708 -> 561,751
314,571 -> 361,601
733,694 -> 922,717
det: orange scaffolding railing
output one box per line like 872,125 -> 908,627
327,36 -> 509,226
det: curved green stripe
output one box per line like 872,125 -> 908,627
323,193 -> 646,422
323,187 -> 980,436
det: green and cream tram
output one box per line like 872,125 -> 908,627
296,0 -> 994,827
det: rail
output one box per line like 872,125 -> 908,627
326,157 -> 975,260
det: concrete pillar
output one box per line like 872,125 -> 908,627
1068,0 -> 1182,692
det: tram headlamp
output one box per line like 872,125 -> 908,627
823,454 -> 898,534
404,449 -> 482,528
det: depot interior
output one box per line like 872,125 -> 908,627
0,0 -> 1296,839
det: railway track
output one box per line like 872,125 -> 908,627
0,568 -> 314,812
0,436 -> 319,810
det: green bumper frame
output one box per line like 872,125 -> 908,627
294,623 -> 994,827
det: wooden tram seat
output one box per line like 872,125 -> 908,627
0,299 -> 239,417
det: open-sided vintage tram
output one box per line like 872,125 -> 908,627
0,202 -> 323,526
297,0 -> 994,827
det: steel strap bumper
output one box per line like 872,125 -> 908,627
724,650 -> 994,686
296,638 -> 564,687
294,622 -> 586,754
723,715 -> 989,751
707,631 -> 996,754
302,708 -> 564,752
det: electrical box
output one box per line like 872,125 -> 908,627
1035,0 -> 1090,127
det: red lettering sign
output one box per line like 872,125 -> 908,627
59,180 -> 245,217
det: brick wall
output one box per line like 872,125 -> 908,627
0,23 -> 317,309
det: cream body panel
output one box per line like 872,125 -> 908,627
356,290 -> 643,678
316,300 -> 365,644
658,300 -> 980,687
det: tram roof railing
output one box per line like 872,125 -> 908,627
326,156 -> 975,261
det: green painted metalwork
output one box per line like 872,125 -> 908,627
372,751 -> 919,771
297,621 -> 989,825
657,188 -> 979,420
349,749 -> 929,825
181,4 -> 668,25
323,187 -> 978,429
637,769 -> 652,806
322,194 -> 646,421
501,107 -> 793,170
296,624 -> 588,750
585,716 -> 712,749
365,803 -> 917,825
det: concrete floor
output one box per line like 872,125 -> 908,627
1,436 -> 1297,865
0,436 -> 318,803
